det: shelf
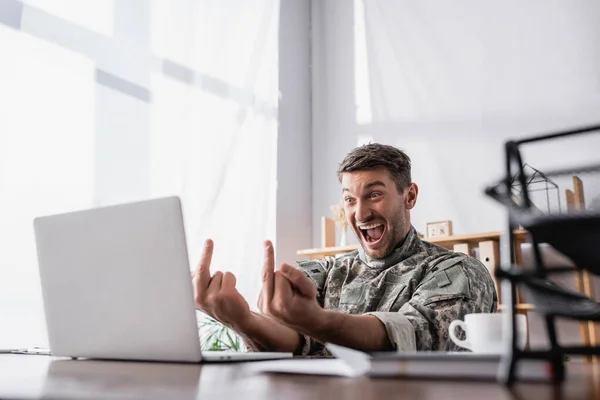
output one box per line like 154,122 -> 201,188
296,245 -> 359,259
498,303 -> 535,312
427,229 -> 529,248
296,229 -> 530,259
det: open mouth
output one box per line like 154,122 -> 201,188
358,222 -> 386,247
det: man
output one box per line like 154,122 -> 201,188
192,143 -> 497,355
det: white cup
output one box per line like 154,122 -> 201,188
448,313 -> 527,354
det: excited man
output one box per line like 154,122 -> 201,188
192,143 -> 497,354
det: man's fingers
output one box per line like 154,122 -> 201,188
196,239 -> 214,289
280,263 -> 317,298
222,272 -> 237,289
273,271 -> 294,316
261,240 -> 275,301
206,271 -> 223,295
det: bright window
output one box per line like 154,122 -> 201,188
0,0 -> 279,348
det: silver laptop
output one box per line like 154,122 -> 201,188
33,196 -> 292,363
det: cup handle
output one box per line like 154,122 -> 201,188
449,320 -> 471,351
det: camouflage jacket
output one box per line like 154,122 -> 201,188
295,226 -> 497,355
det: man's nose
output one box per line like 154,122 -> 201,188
355,200 -> 373,223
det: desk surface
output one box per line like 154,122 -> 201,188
0,355 -> 598,400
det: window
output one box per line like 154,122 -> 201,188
0,0 -> 279,348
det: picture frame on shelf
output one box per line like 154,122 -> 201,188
426,220 -> 453,239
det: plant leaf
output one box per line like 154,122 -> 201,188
225,330 -> 235,348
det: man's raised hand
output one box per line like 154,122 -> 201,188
192,239 -> 252,329
257,240 -> 322,331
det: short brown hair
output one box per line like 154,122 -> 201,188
337,143 -> 412,192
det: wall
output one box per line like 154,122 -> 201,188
310,0 -> 600,348
276,0 -> 313,266
311,0 -> 600,247
311,0 -> 358,247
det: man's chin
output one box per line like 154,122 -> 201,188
361,242 -> 388,259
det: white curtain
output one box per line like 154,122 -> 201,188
148,0 -> 279,303
0,0 -> 279,348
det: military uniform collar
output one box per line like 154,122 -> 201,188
358,225 -> 421,269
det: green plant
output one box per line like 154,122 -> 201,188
200,317 -> 247,352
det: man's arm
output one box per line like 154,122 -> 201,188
266,264 -> 400,353
293,258 -> 352,355
300,310 -> 395,352
233,312 -> 301,353
270,255 -> 496,353
239,314 -> 390,356
389,256 -> 497,351
361,255 -> 497,351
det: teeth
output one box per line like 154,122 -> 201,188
359,223 -> 383,230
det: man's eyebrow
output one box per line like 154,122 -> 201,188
342,181 -> 387,193
364,181 -> 387,190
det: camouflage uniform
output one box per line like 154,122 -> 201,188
295,226 -> 497,355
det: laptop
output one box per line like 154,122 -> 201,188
33,196 -> 292,363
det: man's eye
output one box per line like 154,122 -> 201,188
370,192 -> 381,199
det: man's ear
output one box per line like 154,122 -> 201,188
404,183 -> 418,210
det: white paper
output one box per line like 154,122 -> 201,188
245,344 -> 551,381
245,359 -> 360,377
245,343 -> 371,378
325,343 -> 372,374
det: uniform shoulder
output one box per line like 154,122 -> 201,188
415,238 -> 455,265
296,249 -> 360,271
420,239 -> 453,256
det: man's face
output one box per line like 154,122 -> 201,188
341,168 -> 418,259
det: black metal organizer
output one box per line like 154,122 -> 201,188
485,124 -> 600,385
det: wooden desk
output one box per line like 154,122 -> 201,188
0,354 -> 598,399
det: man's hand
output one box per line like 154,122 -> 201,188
253,241 -> 392,353
192,239 -> 252,329
258,241 -> 324,333
191,239 -> 301,353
